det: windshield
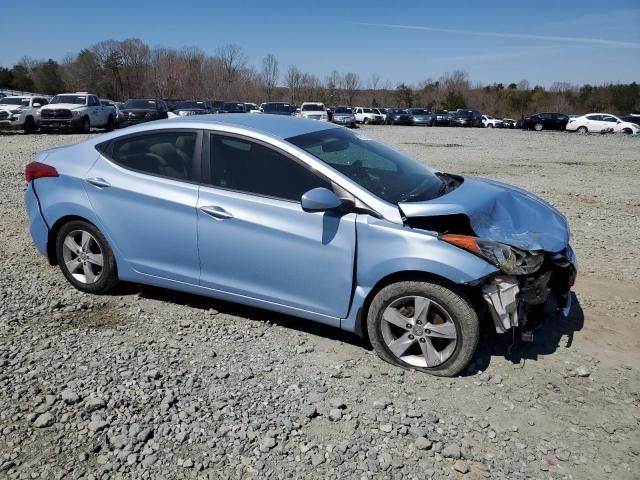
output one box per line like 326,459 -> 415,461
51,95 -> 86,105
1,97 -> 29,106
263,103 -> 291,113
334,107 -> 352,114
302,104 -> 325,111
387,109 -> 406,115
410,109 -> 429,115
124,99 -> 156,109
287,128 -> 445,204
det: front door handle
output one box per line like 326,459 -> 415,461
86,177 -> 111,188
200,205 -> 234,220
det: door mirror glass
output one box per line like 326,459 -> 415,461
301,187 -> 342,212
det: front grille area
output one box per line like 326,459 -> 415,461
42,109 -> 72,119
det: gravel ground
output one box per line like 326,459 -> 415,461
1,127 -> 639,479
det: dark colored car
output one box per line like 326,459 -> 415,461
120,99 -> 169,126
432,109 -> 452,126
384,108 -> 412,125
406,108 -> 434,126
262,102 -> 296,116
451,109 -> 483,128
219,101 -> 247,113
173,100 -> 212,116
521,112 -> 569,131
619,113 -> 640,126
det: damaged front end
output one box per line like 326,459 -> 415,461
481,245 -> 577,334
399,175 -> 578,337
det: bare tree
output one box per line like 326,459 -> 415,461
216,44 -> 248,91
261,54 -> 279,101
342,72 -> 360,106
284,65 -> 302,104
369,72 -> 381,91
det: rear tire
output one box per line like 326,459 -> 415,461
56,220 -> 118,294
534,123 -> 543,131
367,280 -> 479,377
364,117 -> 370,125
577,126 -> 588,134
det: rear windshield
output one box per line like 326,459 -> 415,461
175,101 -> 201,109
287,128 -> 445,204
301,104 -> 325,111
263,103 -> 292,113
124,100 -> 156,109
222,102 -> 245,111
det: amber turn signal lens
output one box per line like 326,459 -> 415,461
439,234 -> 482,255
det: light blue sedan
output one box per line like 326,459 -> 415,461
24,115 -> 577,376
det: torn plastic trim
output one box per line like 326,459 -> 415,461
482,275 -> 520,334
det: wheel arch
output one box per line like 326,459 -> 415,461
46,214 -> 96,265
349,269 -> 487,344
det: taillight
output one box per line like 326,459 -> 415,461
25,161 -> 58,182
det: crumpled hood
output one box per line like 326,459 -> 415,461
399,176 -> 569,252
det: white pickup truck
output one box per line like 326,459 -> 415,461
39,92 -> 117,133
0,95 -> 49,133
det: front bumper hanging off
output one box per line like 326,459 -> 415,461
481,247 -> 577,334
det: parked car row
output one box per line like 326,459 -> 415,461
2,92 -> 638,135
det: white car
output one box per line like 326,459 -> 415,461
299,102 -> 328,121
373,108 -> 387,122
0,96 -> 49,133
245,103 -> 261,114
354,107 -> 385,125
482,115 -> 504,128
39,92 -> 117,133
566,113 -> 639,134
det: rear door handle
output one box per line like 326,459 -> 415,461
86,177 -> 111,188
200,205 -> 234,220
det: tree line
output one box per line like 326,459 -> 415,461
1,38 -> 638,117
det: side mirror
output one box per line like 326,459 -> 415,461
617,120 -> 621,124
33,103 -> 41,108
301,187 -> 342,212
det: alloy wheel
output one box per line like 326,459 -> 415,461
381,295 -> 458,368
61,230 -> 104,284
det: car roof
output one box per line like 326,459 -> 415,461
101,114 -> 339,140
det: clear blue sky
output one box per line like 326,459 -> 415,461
2,0 -> 639,87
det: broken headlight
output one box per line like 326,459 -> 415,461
440,234 -> 544,275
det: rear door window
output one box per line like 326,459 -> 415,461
99,131 -> 198,181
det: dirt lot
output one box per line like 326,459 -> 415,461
1,127 -> 639,479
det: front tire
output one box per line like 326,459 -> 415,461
79,117 -> 90,134
23,116 -> 36,134
56,220 -> 118,294
367,280 -> 479,376
105,115 -> 115,131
